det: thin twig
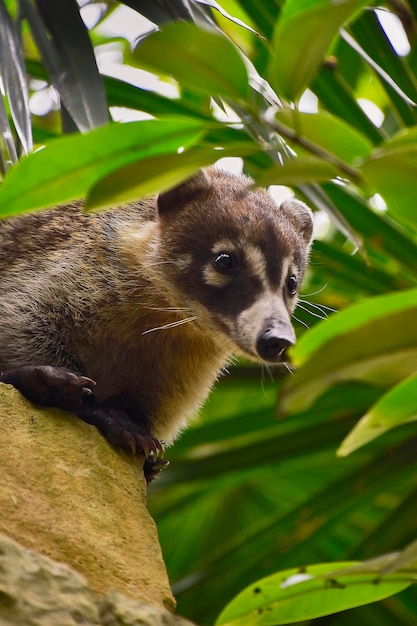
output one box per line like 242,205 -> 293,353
263,110 -> 363,183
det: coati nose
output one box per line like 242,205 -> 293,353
256,329 -> 294,362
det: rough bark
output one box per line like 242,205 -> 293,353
0,384 -> 190,625
0,534 -> 194,626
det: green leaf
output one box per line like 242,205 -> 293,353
300,184 -> 363,248
0,0 -> 32,154
322,183 -> 417,274
215,561 -> 412,625
311,239 -> 404,295
338,373 -> 417,456
312,64 -> 384,146
255,157 -> 338,187
293,288 -> 417,364
150,377 -> 417,624
281,289 -> 417,413
156,406 -> 355,485
195,0 -> 262,38
274,110 -> 372,163
348,10 -> 417,124
268,0 -> 368,101
120,0 -> 214,25
341,31 -> 416,127
352,10 -> 417,100
25,59 -> 212,120
85,128 -> 260,209
232,0 -> 278,39
360,129 -> 417,223
85,147 -> 218,211
22,0 -> 108,132
0,118 -> 209,216
133,22 -> 250,101
382,537 -> 417,575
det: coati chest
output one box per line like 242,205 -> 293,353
0,167 -> 313,480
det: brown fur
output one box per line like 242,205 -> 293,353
0,167 -> 313,466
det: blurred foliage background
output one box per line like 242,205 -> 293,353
1,0 -> 417,623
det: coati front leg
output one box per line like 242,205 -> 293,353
0,365 -> 168,482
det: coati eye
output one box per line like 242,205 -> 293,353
287,274 -> 298,296
212,252 -> 237,273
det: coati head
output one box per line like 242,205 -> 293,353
155,167 -> 313,364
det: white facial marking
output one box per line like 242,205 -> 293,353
203,265 -> 231,287
244,244 -> 268,286
176,253 -> 192,272
280,257 -> 291,290
211,239 -> 236,254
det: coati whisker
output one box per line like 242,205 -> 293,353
296,302 -> 327,321
143,306 -> 193,313
283,361 -> 297,375
262,363 -> 275,384
141,316 -> 198,335
291,314 -> 310,329
299,299 -> 336,315
300,284 -> 328,298
312,303 -> 336,314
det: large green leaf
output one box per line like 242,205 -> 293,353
216,561 -> 413,626
233,0 -> 279,39
85,145 -> 246,210
360,128 -> 417,224
281,289 -> 417,413
338,373 -> 417,456
321,183 -> 417,275
25,58 -> 212,121
254,157 -> 338,187
348,10 -> 417,125
120,0 -> 215,26
133,22 -> 250,101
310,239 -> 406,296
274,109 -> 372,163
0,0 -> 32,155
268,0 -> 369,101
0,118 -> 209,216
21,0 -> 108,131
312,66 -> 384,146
194,0 -> 261,37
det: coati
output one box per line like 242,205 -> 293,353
0,167 -> 313,480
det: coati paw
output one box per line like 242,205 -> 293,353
98,420 -> 168,482
0,365 -> 96,411
144,455 -> 170,483
118,430 -> 164,458
77,405 -> 167,472
98,422 -> 168,483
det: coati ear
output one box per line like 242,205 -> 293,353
157,169 -> 213,217
280,199 -> 314,245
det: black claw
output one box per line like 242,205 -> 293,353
122,431 -> 137,455
143,456 -> 170,483
79,376 -> 96,386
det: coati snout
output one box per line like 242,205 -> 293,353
0,167 -> 313,481
256,323 -> 295,362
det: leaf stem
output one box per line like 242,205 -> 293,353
263,111 -> 363,183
